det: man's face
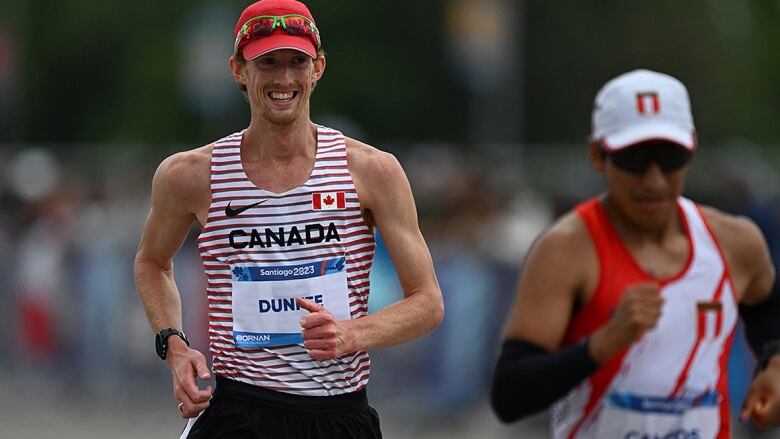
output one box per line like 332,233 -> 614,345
592,142 -> 692,230
233,49 -> 325,125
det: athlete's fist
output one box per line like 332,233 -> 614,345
590,281 -> 664,364
297,297 -> 357,360
611,281 -> 664,341
741,355 -> 780,429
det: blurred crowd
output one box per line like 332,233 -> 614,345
0,147 -> 162,396
1,139 -> 780,436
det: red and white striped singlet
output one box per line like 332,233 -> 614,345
196,125 -> 376,396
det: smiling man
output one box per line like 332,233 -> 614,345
133,1 -> 443,437
490,69 -> 780,438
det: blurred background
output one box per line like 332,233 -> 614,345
1,0 -> 780,437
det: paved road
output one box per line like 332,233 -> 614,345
1,378 -> 776,439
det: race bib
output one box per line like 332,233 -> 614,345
595,391 -> 720,439
231,256 -> 351,348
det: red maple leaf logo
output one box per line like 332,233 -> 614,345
323,195 -> 335,205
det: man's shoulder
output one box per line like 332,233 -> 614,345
344,137 -> 406,194
344,137 -> 399,175
153,144 -> 214,199
697,203 -> 774,302
161,144 -> 213,170
343,137 -> 411,214
698,204 -> 766,254
538,210 -> 592,252
522,209 -> 597,293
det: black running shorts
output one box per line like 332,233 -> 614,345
181,376 -> 382,439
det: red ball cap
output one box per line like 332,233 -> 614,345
233,0 -> 319,60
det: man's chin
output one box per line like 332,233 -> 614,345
263,111 -> 300,126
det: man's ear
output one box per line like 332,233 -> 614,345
313,54 -> 326,82
229,56 -> 247,90
589,139 -> 606,172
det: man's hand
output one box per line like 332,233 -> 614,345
590,281 -> 664,364
297,297 -> 357,360
167,337 -> 212,419
741,355 -> 780,429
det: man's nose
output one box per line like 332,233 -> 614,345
641,162 -> 668,189
273,65 -> 295,86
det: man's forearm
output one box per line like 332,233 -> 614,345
345,288 -> 443,351
491,338 -> 599,423
741,279 -> 780,372
134,257 -> 184,332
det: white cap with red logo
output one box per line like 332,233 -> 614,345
592,69 -> 697,152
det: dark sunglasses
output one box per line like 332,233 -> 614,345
600,142 -> 693,174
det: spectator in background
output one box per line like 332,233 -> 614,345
8,149 -> 72,373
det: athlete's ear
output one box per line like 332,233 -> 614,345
229,55 -> 248,90
312,54 -> 326,83
589,139 -> 606,172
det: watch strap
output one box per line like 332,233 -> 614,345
156,328 -> 190,360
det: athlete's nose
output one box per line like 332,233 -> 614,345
641,162 -> 668,190
274,65 -> 295,88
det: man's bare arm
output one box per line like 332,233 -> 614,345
704,208 -> 780,429
503,213 -> 588,349
492,211 -> 663,422
348,144 -> 444,349
491,214 -> 598,421
134,152 -> 204,332
134,149 -> 212,418
298,140 -> 443,359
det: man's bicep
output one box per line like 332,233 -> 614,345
738,219 -> 775,305
136,206 -> 194,268
368,160 -> 438,296
382,223 -> 438,297
504,233 -> 580,351
136,161 -> 197,268
745,257 -> 775,305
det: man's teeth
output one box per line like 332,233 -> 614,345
270,92 -> 294,100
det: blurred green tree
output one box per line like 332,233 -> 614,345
8,0 -> 780,148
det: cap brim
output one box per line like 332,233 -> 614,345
601,120 -> 696,152
241,34 -> 317,60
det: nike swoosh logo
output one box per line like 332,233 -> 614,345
225,200 -> 268,217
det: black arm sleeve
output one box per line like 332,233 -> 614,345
489,338 -> 599,423
740,278 -> 780,371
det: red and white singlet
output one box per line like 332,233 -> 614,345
552,197 -> 738,439
196,125 -> 376,396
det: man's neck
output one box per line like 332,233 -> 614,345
601,195 -> 684,245
242,117 -> 317,163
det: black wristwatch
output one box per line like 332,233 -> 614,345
155,328 -> 190,360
